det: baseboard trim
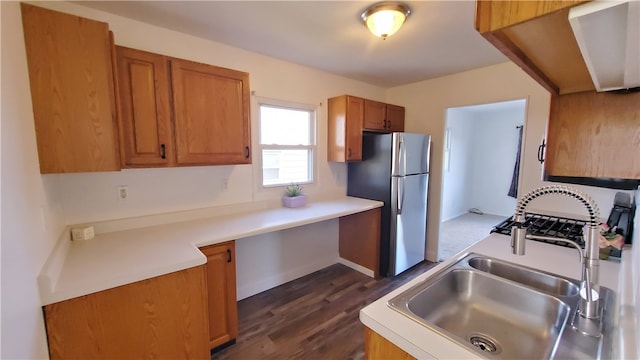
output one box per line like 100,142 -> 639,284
337,257 -> 375,278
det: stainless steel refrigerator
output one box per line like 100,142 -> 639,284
347,132 -> 430,276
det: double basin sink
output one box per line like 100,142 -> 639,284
388,253 -> 615,359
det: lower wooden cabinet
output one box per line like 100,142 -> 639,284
199,241 -> 239,349
365,327 -> 416,360
339,208 -> 381,278
43,266 -> 210,360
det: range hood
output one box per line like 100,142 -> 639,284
569,0 -> 640,92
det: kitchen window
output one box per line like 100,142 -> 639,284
258,100 -> 316,187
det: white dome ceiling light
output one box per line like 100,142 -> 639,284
361,2 -> 412,40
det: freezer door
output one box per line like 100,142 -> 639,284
390,173 -> 428,276
391,133 -> 431,176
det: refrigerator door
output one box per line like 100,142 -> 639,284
391,133 -> 431,176
390,173 -> 428,276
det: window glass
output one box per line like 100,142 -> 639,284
260,106 -> 311,145
259,101 -> 316,187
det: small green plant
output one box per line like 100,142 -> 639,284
285,183 -> 303,197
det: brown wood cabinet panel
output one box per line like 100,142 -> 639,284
116,46 -> 173,167
546,91 -> 640,179
363,99 -> 387,131
502,9 -> 593,94
200,241 -> 239,349
328,95 -> 364,162
475,0 -> 591,95
365,327 -> 416,360
43,266 -> 210,359
171,59 -> 251,165
21,3 -> 121,173
363,100 -> 405,132
475,0 -> 587,32
339,208 -> 381,278
386,104 -> 405,132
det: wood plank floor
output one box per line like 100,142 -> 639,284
212,261 -> 437,360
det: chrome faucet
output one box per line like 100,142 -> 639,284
510,185 -> 602,333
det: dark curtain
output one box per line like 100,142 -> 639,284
508,126 -> 523,198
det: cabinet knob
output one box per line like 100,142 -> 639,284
348,148 -> 352,159
160,144 -> 166,159
244,146 -> 250,159
226,249 -> 232,263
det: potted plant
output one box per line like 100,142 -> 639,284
282,183 -> 306,208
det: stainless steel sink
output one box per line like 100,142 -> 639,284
388,253 -> 616,359
468,256 -> 579,296
390,268 -> 570,358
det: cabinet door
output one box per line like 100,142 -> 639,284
546,91 -> 640,179
365,327 -> 416,360
200,241 -> 238,349
21,3 -> 120,173
345,96 -> 365,161
116,46 -> 173,167
171,59 -> 251,165
364,99 -> 387,131
44,266 -> 209,359
328,95 -> 363,162
386,104 -> 405,132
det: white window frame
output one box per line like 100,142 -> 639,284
256,97 -> 317,189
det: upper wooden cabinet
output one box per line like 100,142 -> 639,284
546,91 -> 640,179
476,0 -> 640,181
116,46 -> 173,167
329,95 -> 405,162
386,104 -> 406,132
328,95 -> 364,162
171,59 -> 251,165
475,0 -> 590,95
115,48 -> 252,167
363,99 -> 386,131
364,99 -> 406,132
21,3 -> 121,173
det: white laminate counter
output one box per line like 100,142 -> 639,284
360,233 -> 626,359
38,196 -> 383,306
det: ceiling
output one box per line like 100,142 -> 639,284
76,1 -> 508,88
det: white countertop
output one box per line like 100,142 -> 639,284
359,233 -> 624,359
39,196 -> 383,305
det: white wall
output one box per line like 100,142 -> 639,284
235,220 -> 339,300
1,2 -> 66,358
440,110 -> 475,221
441,101 -> 524,221
389,62 -> 631,261
468,105 -> 524,217
0,2 -> 388,357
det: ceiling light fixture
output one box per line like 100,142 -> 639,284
361,1 -> 411,40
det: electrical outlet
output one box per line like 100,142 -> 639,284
222,179 -> 228,192
118,185 -> 128,200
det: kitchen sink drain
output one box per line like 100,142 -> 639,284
469,334 -> 501,354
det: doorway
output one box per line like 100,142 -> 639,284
438,99 -> 527,261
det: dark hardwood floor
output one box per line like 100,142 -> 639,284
212,261 -> 437,360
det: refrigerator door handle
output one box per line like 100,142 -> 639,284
397,177 -> 404,214
398,136 -> 407,176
